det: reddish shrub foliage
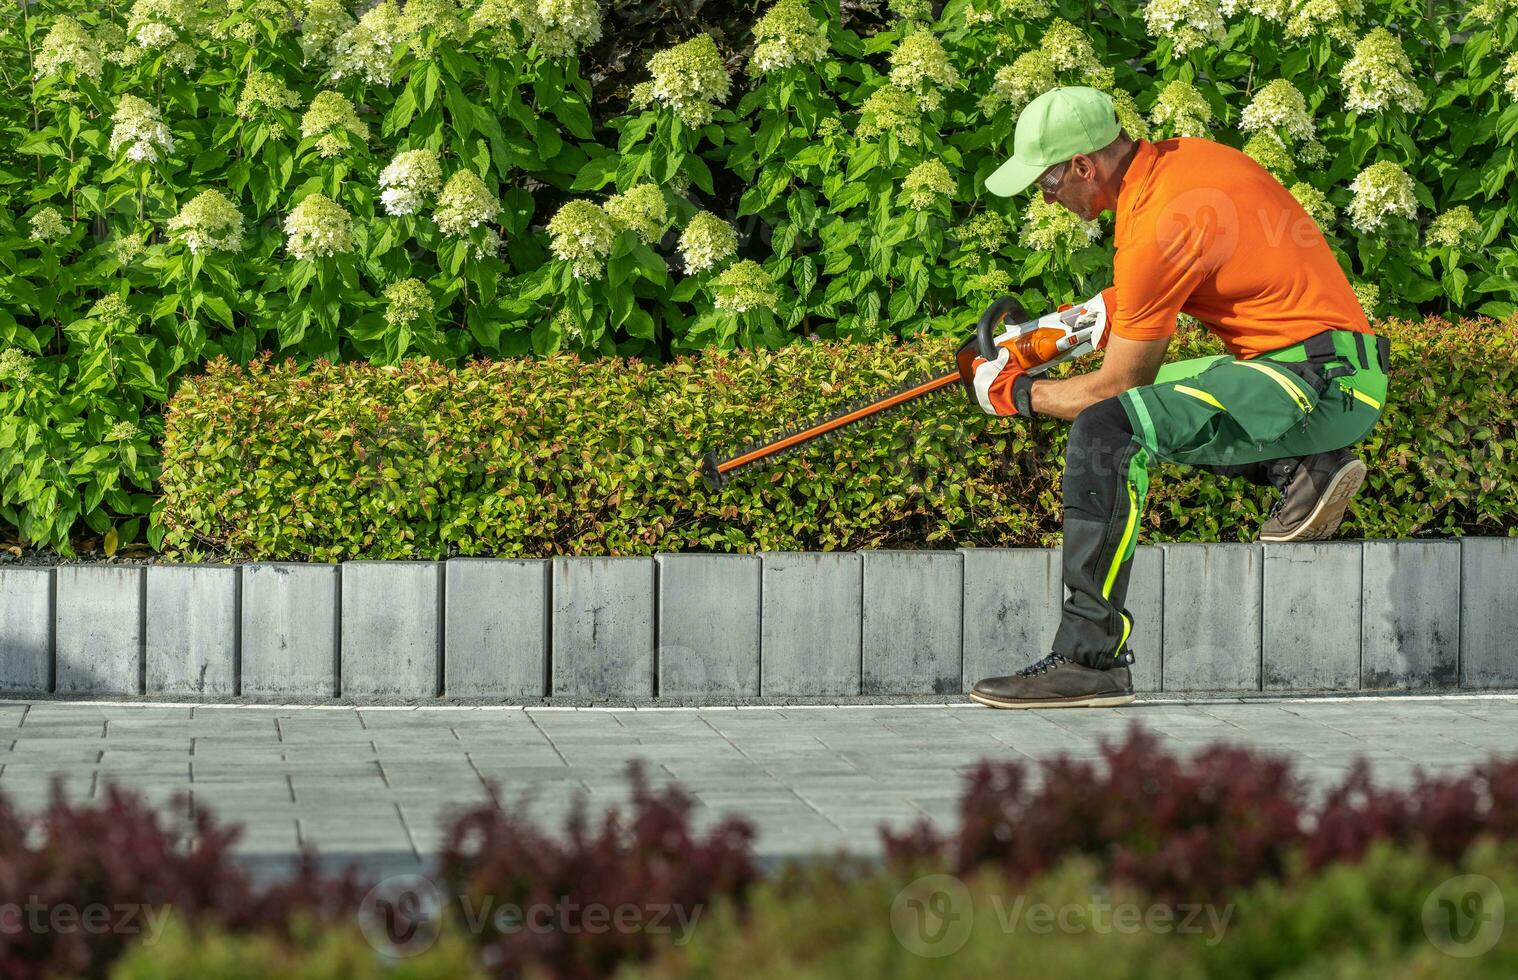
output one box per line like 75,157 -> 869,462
436,761 -> 758,980
0,783 -> 366,980
883,724 -> 1518,903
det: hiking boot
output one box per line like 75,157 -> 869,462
969,653 -> 1136,709
1258,448 -> 1366,543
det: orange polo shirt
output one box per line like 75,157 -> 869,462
1101,137 -> 1370,359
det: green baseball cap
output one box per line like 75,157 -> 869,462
985,86 -> 1121,197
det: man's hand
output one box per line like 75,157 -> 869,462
970,345 -> 1035,416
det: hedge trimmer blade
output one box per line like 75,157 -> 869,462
700,369 -> 962,492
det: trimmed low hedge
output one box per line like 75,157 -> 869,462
160,315 -> 1518,561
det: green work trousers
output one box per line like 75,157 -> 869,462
1051,329 -> 1391,668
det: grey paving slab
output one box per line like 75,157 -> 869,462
1361,540 -> 1459,689
146,565 -> 238,696
960,547 -> 1061,689
1262,543 -> 1361,690
0,568 -> 51,693
1162,544 -> 1262,691
1459,538 -> 1518,688
760,552 -> 862,697
241,564 -> 338,699
445,559 -> 548,697
861,550 -> 962,696
55,566 -> 143,695
656,554 -> 761,698
552,557 -> 656,698
341,562 -> 441,698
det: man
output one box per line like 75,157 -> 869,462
966,86 -> 1390,709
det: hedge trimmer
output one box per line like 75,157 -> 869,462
700,295 -> 1109,491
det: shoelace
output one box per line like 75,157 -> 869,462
1015,653 -> 1071,676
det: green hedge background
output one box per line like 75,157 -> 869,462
4,0 -> 1516,552
159,314 -> 1516,561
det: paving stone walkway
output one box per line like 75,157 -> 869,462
3,695 -> 1518,881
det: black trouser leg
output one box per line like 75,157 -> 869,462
1051,398 -> 1145,669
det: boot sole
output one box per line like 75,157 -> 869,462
968,690 -> 1137,710
1259,459 -> 1367,543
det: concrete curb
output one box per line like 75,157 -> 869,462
0,541 -> 1510,702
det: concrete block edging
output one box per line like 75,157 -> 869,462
0,540 -> 1509,701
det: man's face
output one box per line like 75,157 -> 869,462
1040,154 -> 1099,221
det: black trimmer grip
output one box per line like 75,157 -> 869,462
976,296 -> 1028,362
701,449 -> 726,492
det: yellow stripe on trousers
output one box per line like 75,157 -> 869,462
1102,483 -> 1140,658
1236,360 -> 1313,412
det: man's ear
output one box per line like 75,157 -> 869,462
1071,153 -> 1096,180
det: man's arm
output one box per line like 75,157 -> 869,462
1027,332 -> 1173,421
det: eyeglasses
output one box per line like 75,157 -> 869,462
1036,162 -> 1068,194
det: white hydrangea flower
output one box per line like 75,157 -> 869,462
678,211 -> 738,273
552,307 -> 584,348
750,0 -> 829,75
330,0 -> 405,85
902,160 -> 955,210
35,17 -> 103,82
109,95 -> 175,163
167,190 -> 245,254
1285,0 -> 1363,44
1240,79 -> 1315,143
1242,133 -> 1294,178
132,18 -> 180,47
400,0 -> 467,43
888,31 -> 959,112
300,0 -> 355,63
471,227 -> 502,260
378,149 -> 443,216
1109,88 -> 1151,139
89,294 -> 137,328
888,0 -> 933,20
1341,28 -> 1423,115
301,91 -> 369,157
469,0 -> 541,53
1471,0 -> 1518,24
1001,0 -> 1054,16
1289,182 -> 1335,231
1352,281 -> 1378,319
647,34 -> 732,127
959,211 -> 1011,252
384,278 -> 434,326
110,234 -> 145,265
534,0 -> 604,59
964,5 -> 995,26
1346,160 -> 1417,233
96,23 -> 143,67
855,86 -> 923,145
1143,0 -> 1225,55
980,50 -> 1056,114
284,193 -> 355,260
29,208 -> 67,243
1506,53 -> 1518,100
963,269 -> 1014,296
1038,18 -> 1102,75
0,348 -> 35,382
604,184 -> 669,245
1219,0 -> 1288,17
1148,80 -> 1212,137
713,260 -> 780,313
1426,205 -> 1482,251
434,170 -> 499,237
1021,195 -> 1101,251
547,199 -> 617,279
236,70 -> 302,118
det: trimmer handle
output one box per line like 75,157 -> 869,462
977,296 -> 1028,362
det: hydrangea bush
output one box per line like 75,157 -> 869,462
0,0 -> 1515,551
